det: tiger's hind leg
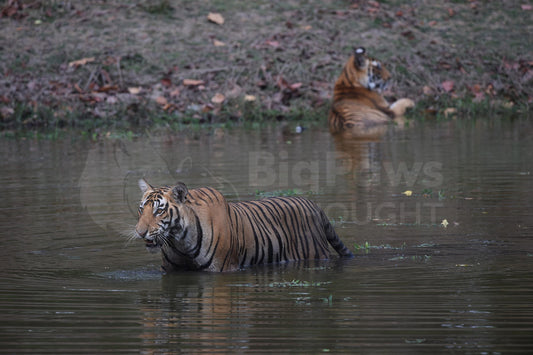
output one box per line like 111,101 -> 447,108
322,217 -> 354,258
390,98 -> 415,117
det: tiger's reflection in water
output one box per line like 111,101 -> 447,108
137,260 -> 351,352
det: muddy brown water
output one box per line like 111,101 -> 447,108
1,119 -> 533,353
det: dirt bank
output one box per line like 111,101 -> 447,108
1,0 -> 531,131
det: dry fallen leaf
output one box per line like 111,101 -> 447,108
97,85 -> 118,93
471,85 -> 485,102
401,30 -> 415,40
225,85 -> 242,99
183,79 -> 205,86
155,96 -> 168,106
68,57 -> 95,68
1,2 -> 20,18
202,104 -> 214,113
441,80 -> 454,93
162,103 -> 175,112
244,95 -> 256,102
106,96 -> 118,105
0,107 -> 14,119
265,40 -> 280,48
207,12 -> 224,25
213,39 -> 226,47
289,82 -> 303,91
160,78 -> 172,87
211,93 -> 225,104
471,83 -> 482,94
423,85 -> 434,96
276,76 -> 290,90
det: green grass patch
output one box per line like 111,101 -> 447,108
255,189 -> 315,198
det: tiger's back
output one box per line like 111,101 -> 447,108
134,180 -> 353,272
229,196 -> 351,269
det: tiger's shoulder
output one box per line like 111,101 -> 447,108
185,186 -> 226,206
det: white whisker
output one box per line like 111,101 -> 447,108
120,227 -> 140,247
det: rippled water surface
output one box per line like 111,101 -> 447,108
1,118 -> 533,353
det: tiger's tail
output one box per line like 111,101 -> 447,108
322,212 -> 354,258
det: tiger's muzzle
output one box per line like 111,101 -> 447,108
136,228 -> 161,252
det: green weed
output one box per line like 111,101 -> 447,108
321,294 -> 333,306
389,255 -> 432,262
255,189 -> 315,198
353,241 -> 407,254
268,280 -> 331,288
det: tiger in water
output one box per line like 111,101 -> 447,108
134,179 -> 353,272
328,47 -> 415,134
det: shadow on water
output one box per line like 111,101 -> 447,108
1,117 -> 533,352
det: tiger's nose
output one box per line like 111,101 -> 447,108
136,229 -> 147,239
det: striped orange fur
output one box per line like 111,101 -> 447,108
134,179 -> 353,272
328,47 -> 414,135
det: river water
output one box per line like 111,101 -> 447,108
1,118 -> 532,353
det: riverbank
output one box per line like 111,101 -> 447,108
1,0 -> 531,133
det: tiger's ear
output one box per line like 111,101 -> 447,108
353,47 -> 367,69
172,182 -> 189,203
138,179 -> 153,194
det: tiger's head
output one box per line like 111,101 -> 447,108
135,179 -> 192,253
346,47 -> 391,92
